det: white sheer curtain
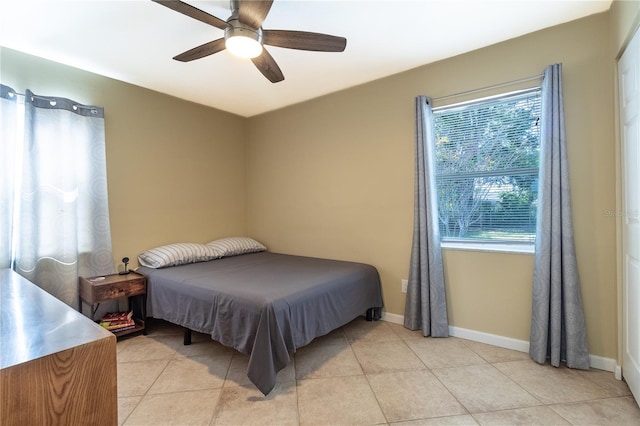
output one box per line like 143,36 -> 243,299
529,64 -> 590,369
1,86 -> 114,308
1,85 -> 18,269
404,96 -> 449,337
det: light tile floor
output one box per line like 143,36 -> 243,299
117,319 -> 640,425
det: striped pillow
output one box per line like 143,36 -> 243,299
137,243 -> 222,269
206,237 -> 266,257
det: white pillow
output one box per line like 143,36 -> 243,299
206,237 -> 266,257
137,243 -> 222,269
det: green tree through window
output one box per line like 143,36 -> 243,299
433,88 -> 541,243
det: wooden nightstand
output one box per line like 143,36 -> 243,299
79,271 -> 147,338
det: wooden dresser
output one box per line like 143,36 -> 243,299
0,269 -> 117,425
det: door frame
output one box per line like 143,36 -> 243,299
616,21 -> 640,402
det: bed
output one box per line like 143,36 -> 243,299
137,248 -> 383,395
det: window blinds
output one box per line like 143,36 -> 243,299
432,88 -> 542,243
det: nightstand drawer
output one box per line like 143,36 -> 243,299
93,279 -> 145,301
79,273 -> 146,304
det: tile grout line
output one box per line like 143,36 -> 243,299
353,336 -> 391,425
118,332 -> 179,425
399,332 -> 475,421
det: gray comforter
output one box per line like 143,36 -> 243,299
138,252 -> 383,395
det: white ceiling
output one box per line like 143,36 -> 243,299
0,0 -> 611,117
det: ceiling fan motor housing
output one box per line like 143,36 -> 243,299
224,19 -> 263,44
224,19 -> 263,58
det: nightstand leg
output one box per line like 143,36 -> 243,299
91,303 -> 100,318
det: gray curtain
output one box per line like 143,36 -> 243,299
1,85 -> 18,269
529,64 -> 590,369
404,96 -> 449,337
11,90 -> 114,308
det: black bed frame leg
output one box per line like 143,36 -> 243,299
183,328 -> 192,345
366,307 -> 382,321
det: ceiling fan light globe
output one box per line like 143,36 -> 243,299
226,35 -> 263,58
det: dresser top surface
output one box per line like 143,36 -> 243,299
1,269 -> 113,369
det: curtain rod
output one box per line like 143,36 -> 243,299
5,90 -> 99,111
432,73 -> 543,103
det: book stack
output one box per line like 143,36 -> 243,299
100,311 -> 135,332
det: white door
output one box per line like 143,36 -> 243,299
619,26 -> 640,404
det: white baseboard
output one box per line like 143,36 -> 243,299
380,311 -> 404,325
588,354 -> 619,374
615,365 -> 623,380
448,325 -> 530,353
381,312 -> 619,375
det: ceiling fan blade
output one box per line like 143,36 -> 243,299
251,48 -> 284,83
238,0 -> 274,29
152,0 -> 228,30
263,30 -> 347,52
173,38 -> 226,62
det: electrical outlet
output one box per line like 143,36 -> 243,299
401,279 -> 408,293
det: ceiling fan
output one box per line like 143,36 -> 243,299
152,0 -> 347,83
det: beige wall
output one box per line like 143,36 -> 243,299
0,47 -> 248,271
247,12 -> 618,359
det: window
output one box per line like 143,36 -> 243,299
432,88 -> 542,245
